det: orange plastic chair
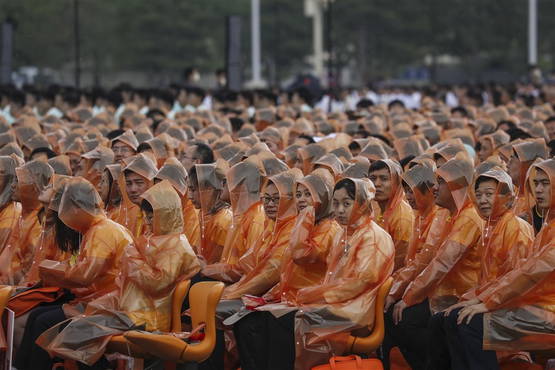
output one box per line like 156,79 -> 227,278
123,281 -> 225,364
105,279 -> 192,367
345,277 -> 393,355
0,285 -> 13,314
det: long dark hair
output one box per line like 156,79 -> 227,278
54,211 -> 81,254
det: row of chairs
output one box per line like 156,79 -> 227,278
0,279 -> 394,370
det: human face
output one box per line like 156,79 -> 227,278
181,146 -> 199,171
478,139 -> 493,162
261,183 -> 280,221
112,141 -> 135,164
261,138 -> 280,154
143,208 -> 154,232
434,176 -> 452,210
332,187 -> 354,226
475,179 -> 497,218
68,153 -> 82,175
187,183 -> 201,209
508,154 -> 520,185
533,169 -> 551,211
38,183 -> 54,207
98,171 -> 111,204
11,178 -> 20,202
125,172 -> 151,205
369,167 -> 392,203
403,183 -> 417,210
546,121 -> 555,141
295,183 -> 313,213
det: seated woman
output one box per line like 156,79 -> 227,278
232,168 -> 342,370
0,160 -> 54,285
187,163 -> 233,265
443,159 -> 555,370
15,177 -> 134,370
234,177 -> 393,370
154,158 -> 200,251
35,180 -> 200,368
426,168 -> 535,368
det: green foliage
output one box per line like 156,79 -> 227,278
0,0 -> 553,84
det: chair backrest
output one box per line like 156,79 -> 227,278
0,285 -> 13,314
349,276 -> 393,354
183,281 -> 224,362
170,279 -> 191,332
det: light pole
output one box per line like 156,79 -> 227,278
73,0 -> 81,88
528,0 -> 537,66
250,0 -> 264,87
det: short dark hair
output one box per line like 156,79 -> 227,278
30,147 -> 57,159
106,129 -> 125,140
334,178 -> 356,200
399,155 -> 416,169
140,199 -> 153,213
356,98 -> 374,109
545,116 -> 555,125
474,175 -> 499,190
137,142 -> 152,153
506,128 -> 532,141
193,142 -> 214,164
450,106 -> 468,117
369,160 -> 389,174
298,134 -> 315,144
388,99 -> 405,110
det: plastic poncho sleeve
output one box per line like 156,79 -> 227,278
40,222 -> 126,289
323,232 -> 393,304
479,239 -> 555,310
123,236 -> 200,296
222,219 -> 295,300
402,211 -> 482,306
290,207 -> 328,264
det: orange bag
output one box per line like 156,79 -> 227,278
312,355 -> 384,370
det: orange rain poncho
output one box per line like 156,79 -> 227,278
155,158 -> 200,249
298,143 -> 327,175
370,159 -> 414,270
477,158 -> 555,350
0,156 -> 22,258
194,163 -> 233,265
389,164 -> 450,301
0,160 -> 53,284
104,164 -> 123,221
80,145 -> 115,188
115,154 -> 157,239
37,181 -> 200,366
222,168 -> 302,299
39,177 -> 134,303
464,169 -> 534,300
202,161 -> 265,281
112,180 -> 200,330
21,175 -> 74,285
402,154 -> 484,312
292,178 -> 394,370
48,155 -> 73,176
269,169 -> 342,304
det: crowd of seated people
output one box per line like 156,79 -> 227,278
0,82 -> 553,370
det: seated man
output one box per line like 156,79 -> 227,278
111,129 -> 138,165
114,153 -> 157,238
444,158 -> 555,370
369,159 -> 414,270
391,153 -> 484,370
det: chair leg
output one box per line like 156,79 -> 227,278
163,361 -> 177,370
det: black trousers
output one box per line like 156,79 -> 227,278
233,310 -> 296,370
381,300 -> 431,370
15,305 -> 67,370
444,309 -> 499,370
